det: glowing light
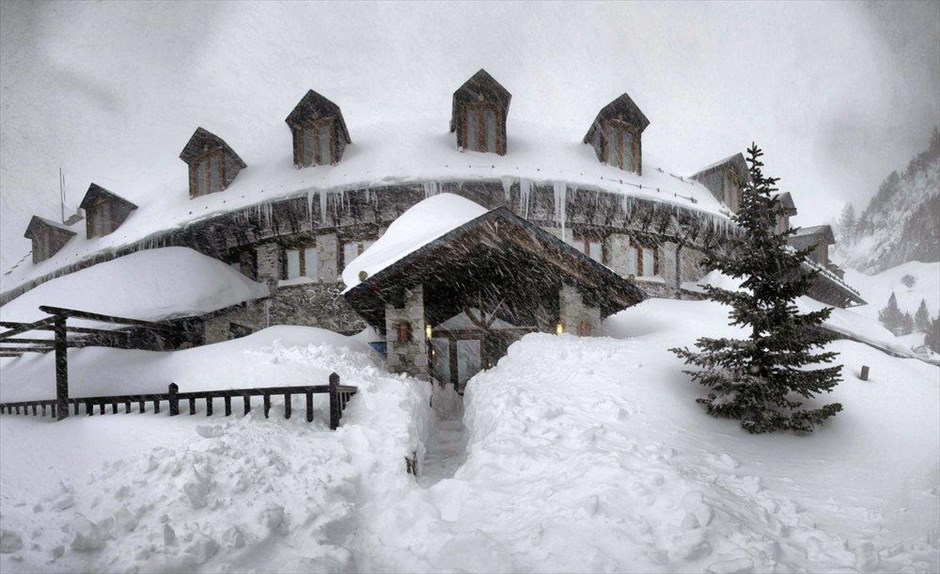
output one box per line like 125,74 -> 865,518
555,322 -> 564,335
425,324 -> 433,340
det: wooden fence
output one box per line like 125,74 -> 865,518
0,373 -> 357,430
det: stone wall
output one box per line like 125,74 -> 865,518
203,282 -> 366,344
385,285 -> 428,379
558,284 -> 601,336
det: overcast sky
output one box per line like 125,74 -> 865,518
1,1 -> 938,270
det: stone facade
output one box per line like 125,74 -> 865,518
385,286 -> 429,379
204,282 -> 365,344
558,284 -> 601,336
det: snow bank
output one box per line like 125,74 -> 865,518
0,326 -> 431,573
342,193 -> 487,289
844,261 -> 940,321
0,247 -> 268,324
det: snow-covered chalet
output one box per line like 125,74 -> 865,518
2,69 -> 865,387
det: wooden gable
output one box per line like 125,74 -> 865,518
583,93 -> 650,175
79,183 -> 138,239
450,69 -> 511,156
285,90 -> 351,168
178,127 -> 247,198
691,153 -> 750,212
24,216 -> 76,264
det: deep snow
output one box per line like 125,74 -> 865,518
1,298 -> 937,573
0,247 -> 268,325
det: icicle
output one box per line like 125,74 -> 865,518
520,178 -> 532,219
319,190 -> 328,221
553,181 -> 567,242
500,176 -> 513,203
306,190 -> 315,223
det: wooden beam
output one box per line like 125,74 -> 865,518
0,316 -> 56,341
0,322 -> 128,336
38,306 -> 176,332
0,346 -> 52,353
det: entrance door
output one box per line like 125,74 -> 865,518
430,336 -> 481,391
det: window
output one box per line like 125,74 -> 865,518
570,236 -> 605,263
282,245 -> 318,280
577,320 -> 592,337
343,240 -> 374,268
193,152 -> 224,197
228,323 -> 253,340
397,322 -> 413,343
299,120 -> 334,166
465,104 -> 498,153
605,122 -> 637,172
33,233 -> 49,262
90,201 -> 111,237
625,242 -> 659,277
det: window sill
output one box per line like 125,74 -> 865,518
278,277 -> 318,288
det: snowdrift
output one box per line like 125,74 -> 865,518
0,247 -> 268,324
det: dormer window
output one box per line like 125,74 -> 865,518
24,215 -> 76,264
193,150 -> 224,197
451,69 -> 511,156
605,121 -> 639,172
285,90 -> 351,168
79,183 -> 137,239
691,153 -> 750,214
179,127 -> 246,198
584,93 -> 650,175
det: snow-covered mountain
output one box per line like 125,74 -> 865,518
838,128 -> 940,272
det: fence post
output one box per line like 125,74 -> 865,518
860,365 -> 870,381
284,393 -> 292,419
54,315 -> 69,421
243,392 -> 251,416
168,383 -> 179,416
305,391 -> 313,423
329,372 -> 340,430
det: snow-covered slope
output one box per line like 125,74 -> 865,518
844,261 -> 940,322
838,130 -> 940,272
1,299 -> 937,572
0,247 -> 268,325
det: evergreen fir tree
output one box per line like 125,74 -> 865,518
926,315 -> 940,354
670,144 -> 842,434
837,203 -> 856,243
878,292 -> 903,334
914,299 -> 930,332
899,312 -> 915,336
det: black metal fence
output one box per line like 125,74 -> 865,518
0,373 -> 357,430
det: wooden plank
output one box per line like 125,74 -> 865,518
54,316 -> 69,421
38,306 -> 176,332
0,316 -> 56,340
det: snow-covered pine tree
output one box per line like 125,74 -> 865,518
878,292 -> 903,334
900,312 -> 915,336
670,144 -> 842,434
837,202 -> 856,244
914,299 -> 930,332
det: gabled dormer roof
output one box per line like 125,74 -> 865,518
691,153 -> 749,183
582,93 -> 651,144
792,224 -> 835,245
450,69 -> 512,133
285,90 -> 351,144
24,215 -> 75,240
774,191 -> 797,214
178,127 -> 247,168
79,183 -> 138,211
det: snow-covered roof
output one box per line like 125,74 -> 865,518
342,193 -> 488,290
691,152 -> 748,179
0,247 -> 268,325
792,224 -> 835,243
1,112 -> 728,299
23,216 -> 75,239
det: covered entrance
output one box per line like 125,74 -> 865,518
343,202 -> 644,386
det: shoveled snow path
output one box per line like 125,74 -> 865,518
418,400 -> 468,487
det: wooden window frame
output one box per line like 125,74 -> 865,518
340,239 -> 375,270
572,234 -> 607,265
281,242 -> 317,280
397,322 -> 413,343
635,241 -> 660,277
605,119 -> 640,173
463,102 -> 502,154
86,198 -> 111,238
297,118 -> 335,167
190,148 -> 226,198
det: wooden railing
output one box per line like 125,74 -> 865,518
0,373 -> 357,430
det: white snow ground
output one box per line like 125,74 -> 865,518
0,299 -> 937,573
